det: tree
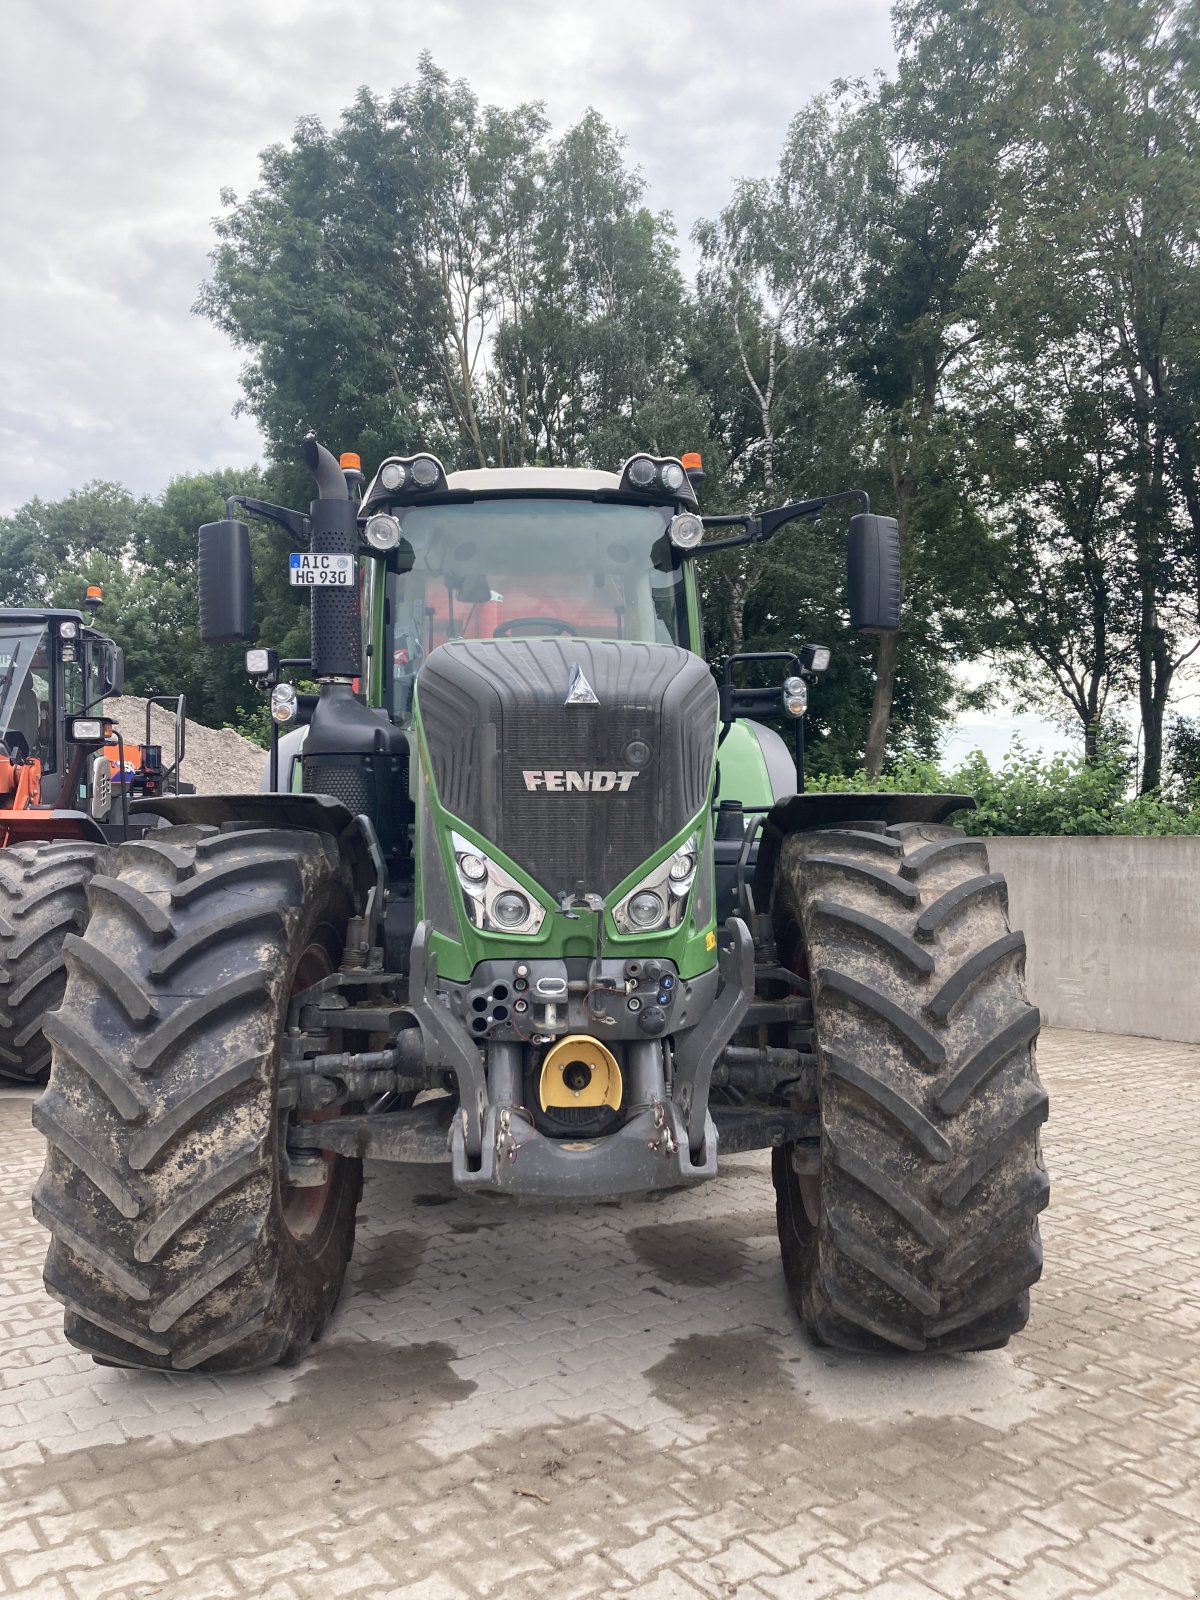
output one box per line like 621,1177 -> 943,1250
198,59 -> 687,478
0,470 -> 280,732
929,0 -> 1200,788
1008,0 -> 1200,790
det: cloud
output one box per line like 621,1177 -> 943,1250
2,0 -> 895,511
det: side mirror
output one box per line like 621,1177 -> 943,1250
199,519 -> 254,643
103,642 -> 124,695
847,514 -> 901,632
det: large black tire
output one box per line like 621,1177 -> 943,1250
33,824 -> 362,1372
0,842 -> 110,1086
771,822 -> 1048,1353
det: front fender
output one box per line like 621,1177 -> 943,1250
752,791 -> 975,912
131,792 -> 383,922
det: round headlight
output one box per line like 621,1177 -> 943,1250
660,461 -> 686,492
626,456 -> 657,489
60,622 -> 78,640
379,461 -> 406,491
364,513 -> 401,551
411,456 -> 440,488
668,512 -> 704,550
491,890 -> 531,928
458,851 -> 488,883
782,676 -> 808,717
270,683 -> 298,725
627,890 -> 666,928
668,846 -> 696,883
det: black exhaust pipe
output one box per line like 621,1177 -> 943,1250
302,435 -> 360,680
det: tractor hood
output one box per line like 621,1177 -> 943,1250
414,638 -> 718,900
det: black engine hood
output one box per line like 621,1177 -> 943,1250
415,638 -> 717,899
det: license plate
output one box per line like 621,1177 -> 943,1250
289,552 -> 355,586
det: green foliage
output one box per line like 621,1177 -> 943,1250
198,58 -> 690,476
808,741 -> 1200,836
1165,716 -> 1200,805
0,469 -> 302,733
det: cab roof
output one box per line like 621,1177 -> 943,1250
444,466 -> 623,494
0,608 -> 88,625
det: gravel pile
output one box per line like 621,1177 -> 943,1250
105,696 -> 266,795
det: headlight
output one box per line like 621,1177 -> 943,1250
668,512 -> 704,550
668,841 -> 697,883
782,676 -> 808,717
411,456 -> 440,488
364,513 -> 401,551
612,833 -> 699,933
271,683 -> 298,724
627,890 -> 666,929
451,832 -> 546,935
660,461 -> 686,492
626,455 -> 657,488
60,622 -> 78,640
380,461 -> 406,490
457,850 -> 488,883
492,890 -> 532,928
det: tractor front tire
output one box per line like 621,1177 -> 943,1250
771,822 -> 1048,1353
0,842 -> 110,1086
33,824 -> 361,1372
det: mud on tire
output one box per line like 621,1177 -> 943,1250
33,824 -> 361,1372
0,842 -> 110,1086
771,822 -> 1049,1353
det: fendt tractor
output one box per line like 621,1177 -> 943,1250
33,440 -> 1048,1373
0,595 -> 187,1084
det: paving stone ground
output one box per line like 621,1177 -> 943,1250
2,1027 -> 1199,1600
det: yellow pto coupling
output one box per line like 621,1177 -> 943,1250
538,1035 -> 623,1112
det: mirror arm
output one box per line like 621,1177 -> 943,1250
693,490 -> 871,557
694,515 -> 760,554
226,496 -> 311,545
758,488 -> 870,542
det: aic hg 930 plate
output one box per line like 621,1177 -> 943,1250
289,552 -> 355,587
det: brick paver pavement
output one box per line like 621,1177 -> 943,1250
2,1028 -> 1199,1600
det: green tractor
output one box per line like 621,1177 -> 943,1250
33,440 -> 1047,1372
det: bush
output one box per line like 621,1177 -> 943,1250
808,742 -> 1200,836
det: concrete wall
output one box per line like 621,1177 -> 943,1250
984,836 -> 1200,1044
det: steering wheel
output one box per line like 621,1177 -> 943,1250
492,617 -> 580,638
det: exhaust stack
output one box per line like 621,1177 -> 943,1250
302,435 -> 360,681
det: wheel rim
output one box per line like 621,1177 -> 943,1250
281,940 -> 339,1241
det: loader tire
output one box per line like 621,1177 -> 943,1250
33,824 -> 361,1372
770,822 -> 1048,1353
0,842 -> 109,1085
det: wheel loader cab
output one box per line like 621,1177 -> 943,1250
0,610 -> 113,806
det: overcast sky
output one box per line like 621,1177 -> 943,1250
1,0 -> 897,515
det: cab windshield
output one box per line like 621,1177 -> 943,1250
387,497 -> 685,715
0,622 -> 53,766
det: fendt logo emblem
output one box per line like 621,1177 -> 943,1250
523,770 -> 639,793
564,664 -> 600,706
